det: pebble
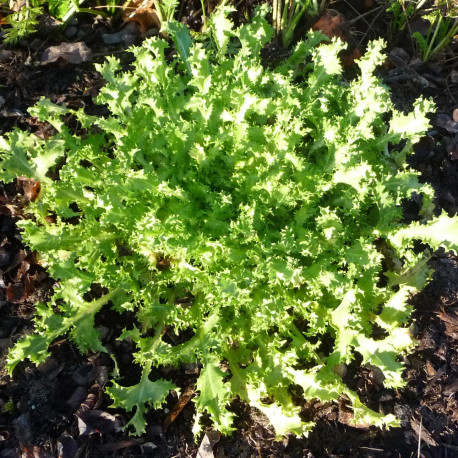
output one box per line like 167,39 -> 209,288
451,70 -> 458,84
64,26 -> 78,39
29,39 -> 42,50
101,32 -> 125,45
102,21 -> 141,45
0,50 -> 13,62
0,248 -> 10,267
145,27 -> 159,37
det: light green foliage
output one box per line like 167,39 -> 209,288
1,6 -> 456,438
0,0 -> 42,44
0,0 -> 120,43
272,0 -> 326,48
387,0 -> 428,33
387,1 -> 457,61
413,2 -> 458,62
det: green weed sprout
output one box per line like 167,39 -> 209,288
413,4 -> 458,61
272,0 -> 326,48
387,0 -> 428,33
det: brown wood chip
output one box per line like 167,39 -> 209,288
163,385 -> 195,432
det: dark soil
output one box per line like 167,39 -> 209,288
0,1 -> 457,457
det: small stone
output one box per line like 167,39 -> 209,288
29,39 -> 42,50
41,42 -> 92,65
67,17 -> 79,26
64,26 -> 78,39
140,442 -> 157,453
451,70 -> 458,84
0,50 -> 13,62
409,321 -> 419,336
102,32 -> 125,45
0,248 -> 10,267
123,21 -> 140,35
388,47 -> 410,66
102,22 -> 140,46
145,27 -> 159,37
409,57 -> 424,69
332,362 -> 347,377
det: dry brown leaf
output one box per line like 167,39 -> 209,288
17,178 -> 41,202
312,9 -> 350,42
6,282 -> 26,303
312,10 -> 361,69
337,397 -> 371,429
122,0 -> 160,33
437,308 -> 458,339
425,359 -> 436,377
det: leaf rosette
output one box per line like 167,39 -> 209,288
1,5 -> 457,437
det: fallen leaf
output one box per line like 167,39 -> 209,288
75,391 -> 99,416
453,108 -> 458,123
41,42 -> 92,65
435,113 -> 458,134
72,364 -> 98,386
140,442 -> 158,454
437,308 -> 458,339
340,47 -> 362,69
57,434 -> 78,458
163,385 -> 195,432
6,282 -> 26,303
312,9 -> 350,42
197,431 -> 220,458
66,387 -> 87,412
122,0 -> 160,33
337,397 -> 371,429
77,409 -> 122,437
312,10 -> 361,69
425,359 -> 436,377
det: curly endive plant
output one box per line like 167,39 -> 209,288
1,5 -> 457,437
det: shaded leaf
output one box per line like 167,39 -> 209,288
77,409 -> 122,436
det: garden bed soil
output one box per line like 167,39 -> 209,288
0,1 -> 457,457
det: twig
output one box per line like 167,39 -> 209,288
417,415 -> 422,458
357,5 -> 386,48
348,5 -> 384,26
